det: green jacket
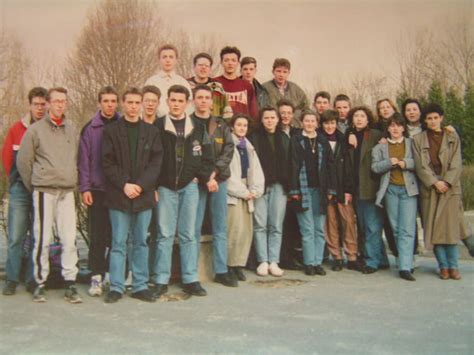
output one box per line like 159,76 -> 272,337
262,80 -> 309,121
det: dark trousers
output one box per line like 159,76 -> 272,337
280,203 -> 303,269
87,191 -> 111,276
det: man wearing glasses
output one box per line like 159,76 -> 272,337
17,87 -> 82,304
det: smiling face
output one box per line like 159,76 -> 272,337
232,117 -> 248,138
278,105 -> 294,128
302,114 -> 318,134
143,92 -> 159,118
322,119 -> 337,135
387,122 -> 405,140
193,57 -> 211,81
404,103 -> 421,125
378,100 -> 395,120
262,109 -> 279,133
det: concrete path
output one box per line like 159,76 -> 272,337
1,256 -> 473,355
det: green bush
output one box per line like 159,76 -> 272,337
462,165 -> 474,211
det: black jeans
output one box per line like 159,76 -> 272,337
87,191 -> 111,276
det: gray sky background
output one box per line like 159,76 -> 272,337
1,0 -> 471,95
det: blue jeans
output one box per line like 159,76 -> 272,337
356,199 -> 384,269
253,183 -> 287,263
384,184 -> 417,271
154,182 -> 199,284
109,208 -> 152,293
296,188 -> 326,266
6,181 -> 33,284
434,245 -> 459,269
195,181 -> 228,274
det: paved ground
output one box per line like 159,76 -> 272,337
0,255 -> 473,355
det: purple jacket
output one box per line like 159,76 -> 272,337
78,111 -> 120,192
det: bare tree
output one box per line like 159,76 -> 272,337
0,30 -> 29,131
64,0 -> 165,127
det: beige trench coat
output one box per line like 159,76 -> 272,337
412,129 -> 463,248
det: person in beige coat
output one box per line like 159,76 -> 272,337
412,103 -> 463,280
226,114 -> 265,281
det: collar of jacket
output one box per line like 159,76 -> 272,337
45,113 -> 66,128
164,114 -> 194,138
271,79 -> 288,92
387,137 -> 404,144
91,110 -> 120,128
158,70 -> 177,79
21,112 -> 34,128
419,128 -> 457,149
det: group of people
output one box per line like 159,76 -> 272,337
1,44 -> 470,305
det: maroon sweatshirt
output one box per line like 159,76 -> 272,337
213,76 -> 258,122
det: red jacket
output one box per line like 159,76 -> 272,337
1,114 -> 32,184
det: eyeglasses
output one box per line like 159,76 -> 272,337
50,99 -> 67,105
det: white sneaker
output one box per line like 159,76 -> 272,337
269,262 -> 284,277
256,262 -> 269,276
88,274 -> 103,297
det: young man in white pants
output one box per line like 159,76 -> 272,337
17,87 -> 82,304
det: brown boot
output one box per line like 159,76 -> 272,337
439,268 -> 449,280
449,268 -> 461,280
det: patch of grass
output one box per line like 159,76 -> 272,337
462,165 -> 474,211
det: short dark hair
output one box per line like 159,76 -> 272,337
401,98 -> 422,118
97,86 -> 118,103
272,58 -> 291,70
193,52 -> 213,67
319,109 -> 339,125
347,106 -> 376,128
168,84 -> 190,100
300,109 -> 319,122
158,44 -> 178,58
220,46 -> 241,61
277,98 -> 295,112
314,91 -> 331,103
334,94 -> 350,106
230,113 -> 250,127
386,112 -> 409,137
28,87 -> 47,104
193,84 -> 212,96
259,106 -> 280,121
240,56 -> 257,67
122,87 -> 142,101
47,87 -> 67,101
142,85 -> 161,99
422,103 -> 444,120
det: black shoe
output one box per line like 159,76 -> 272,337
399,270 -> 416,281
411,268 -> 415,274
214,272 -> 238,287
304,265 -> 315,276
2,281 -> 17,296
182,282 -> 207,296
26,281 -> 37,294
151,283 -> 168,298
131,289 -> 156,303
314,265 -> 327,276
363,266 -> 378,274
234,267 -> 247,282
104,290 -> 122,303
346,260 -> 362,272
331,260 -> 344,272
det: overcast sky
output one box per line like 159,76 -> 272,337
1,0 -> 471,94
